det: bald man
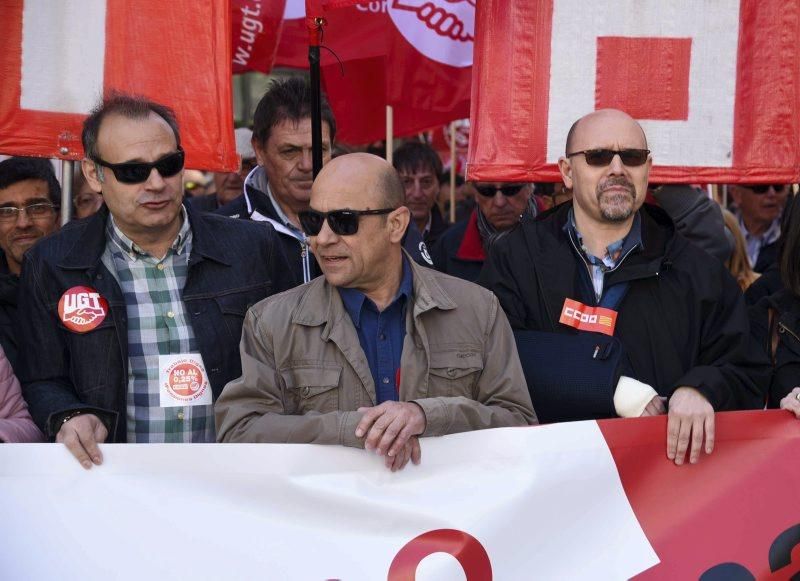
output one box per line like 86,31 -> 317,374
215,153 -> 536,471
480,109 -> 763,465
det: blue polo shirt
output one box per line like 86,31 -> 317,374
339,258 -> 413,404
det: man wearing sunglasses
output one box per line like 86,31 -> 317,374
0,157 -> 61,371
216,153 -> 536,471
16,94 -> 294,468
431,182 -> 536,282
729,183 -> 790,273
481,109 -> 762,466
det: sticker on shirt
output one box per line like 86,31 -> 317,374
58,286 -> 109,333
559,298 -> 618,337
159,354 -> 212,407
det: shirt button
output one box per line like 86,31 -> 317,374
379,333 -> 386,341
157,263 -> 165,271
177,410 -> 184,420
382,377 -> 390,384
167,311 -> 175,318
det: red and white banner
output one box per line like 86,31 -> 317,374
0,0 -> 238,172
231,0 -> 286,74
273,0 -> 472,144
468,0 -> 800,184
2,411 -> 800,578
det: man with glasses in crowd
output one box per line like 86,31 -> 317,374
17,94 -> 294,468
0,157 -> 61,370
215,153 -> 536,471
729,182 -> 790,273
480,108 -> 763,465
431,181 -> 536,281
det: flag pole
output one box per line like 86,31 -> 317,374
386,105 -> 394,164
449,122 -> 457,223
307,15 -> 325,178
60,159 -> 73,225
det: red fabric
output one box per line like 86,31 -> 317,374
281,2 -> 472,144
600,410 -> 800,579
455,210 -> 485,261
0,0 -> 237,171
231,0 -> 286,74
468,0 -> 800,183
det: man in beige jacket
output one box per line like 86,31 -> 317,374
215,153 -> 536,471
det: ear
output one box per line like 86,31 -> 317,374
388,206 -> 411,244
252,137 -> 268,167
729,185 -> 743,205
81,159 -> 103,194
558,156 -> 574,190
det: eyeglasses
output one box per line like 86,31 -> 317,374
0,202 -> 58,222
566,149 -> 650,167
744,184 -> 787,194
299,208 -> 396,236
92,148 -> 185,184
474,184 -> 526,198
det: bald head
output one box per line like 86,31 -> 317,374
565,109 -> 648,154
313,152 -> 404,208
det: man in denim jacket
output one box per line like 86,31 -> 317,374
17,94 -> 294,468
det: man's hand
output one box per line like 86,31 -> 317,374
780,387 -> 800,418
56,414 -> 108,469
640,395 -> 667,417
667,387 -> 715,465
355,401 -> 427,461
384,436 -> 422,472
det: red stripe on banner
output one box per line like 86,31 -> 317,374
599,411 -> 800,579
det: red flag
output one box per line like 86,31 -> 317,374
230,0 -> 286,74
468,0 -> 800,183
280,1 -> 472,144
0,0 -> 238,172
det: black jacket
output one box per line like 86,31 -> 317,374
425,204 -> 449,247
431,210 -> 485,283
748,289 -> 800,407
17,204 -> 295,440
216,168 -> 436,284
479,202 -> 764,411
0,271 -> 18,370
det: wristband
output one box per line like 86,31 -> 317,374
60,410 -> 84,426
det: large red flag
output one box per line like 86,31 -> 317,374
231,0 -> 286,74
468,0 -> 800,183
277,0 -> 472,144
0,0 -> 238,171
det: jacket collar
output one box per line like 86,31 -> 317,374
57,202 -> 233,270
292,250 -> 457,333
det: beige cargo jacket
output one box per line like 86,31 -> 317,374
215,259 -> 536,446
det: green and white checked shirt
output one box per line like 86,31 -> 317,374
101,209 -> 215,443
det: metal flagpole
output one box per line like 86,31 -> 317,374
308,16 -> 325,179
60,159 -> 73,225
449,122 -> 457,223
385,105 -> 394,164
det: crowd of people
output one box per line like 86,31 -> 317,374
0,77 -> 796,473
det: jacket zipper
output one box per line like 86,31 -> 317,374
778,321 -> 800,344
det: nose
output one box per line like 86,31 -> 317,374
15,207 -> 33,228
607,153 -> 626,175
315,215 -> 338,246
492,190 -> 509,207
407,180 -> 423,200
297,149 -> 313,173
145,167 -> 167,190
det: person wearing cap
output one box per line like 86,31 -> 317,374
187,127 -> 256,213
480,109 -> 764,465
182,169 -> 212,198
17,94 -> 294,468
215,153 -> 536,471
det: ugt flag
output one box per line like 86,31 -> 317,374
0,0 -> 238,171
468,0 -> 800,183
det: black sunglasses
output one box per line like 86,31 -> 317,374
744,184 -> 787,194
474,184 -> 526,198
299,207 -> 396,236
92,148 -> 185,184
566,148 -> 650,167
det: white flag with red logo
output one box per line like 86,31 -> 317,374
273,0 -> 472,144
468,0 -> 800,183
0,0 -> 238,171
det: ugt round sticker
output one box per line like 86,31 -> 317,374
164,360 -> 208,402
58,286 -> 108,333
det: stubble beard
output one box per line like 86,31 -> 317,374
596,178 -> 637,222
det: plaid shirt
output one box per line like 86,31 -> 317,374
101,208 -> 215,443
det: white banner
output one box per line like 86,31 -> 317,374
0,423 -> 658,580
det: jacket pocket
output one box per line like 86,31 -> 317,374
428,347 -> 484,398
280,364 -> 342,414
213,285 -> 270,343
